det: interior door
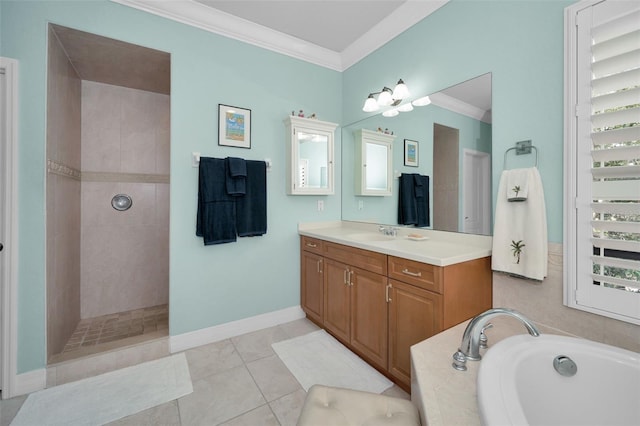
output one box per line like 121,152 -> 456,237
0,66 -> 5,391
463,149 -> 491,235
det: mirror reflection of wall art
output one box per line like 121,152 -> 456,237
404,139 -> 419,167
219,104 -> 251,148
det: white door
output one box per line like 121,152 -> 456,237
463,149 -> 491,235
1,57 -> 18,398
0,65 -> 5,392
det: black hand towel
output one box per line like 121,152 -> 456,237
226,156 -> 247,196
398,173 -> 430,227
196,157 -> 237,245
236,160 -> 267,237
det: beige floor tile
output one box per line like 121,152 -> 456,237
277,318 -> 320,339
106,400 -> 180,426
246,355 -> 302,402
220,404 -> 280,426
231,326 -> 290,363
268,389 -> 307,426
178,365 -> 265,426
382,384 -> 411,400
184,339 -> 244,380
0,394 -> 27,426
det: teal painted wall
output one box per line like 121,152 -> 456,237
1,0 -> 572,374
0,0 -> 341,373
343,0 -> 572,243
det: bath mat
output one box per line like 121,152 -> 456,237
272,329 -> 393,393
11,353 -> 192,426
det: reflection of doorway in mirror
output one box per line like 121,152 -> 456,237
463,150 -> 491,235
433,124 -> 459,232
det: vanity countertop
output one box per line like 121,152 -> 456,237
298,221 -> 492,267
410,317 -> 566,426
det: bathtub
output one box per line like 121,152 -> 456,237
477,334 -> 640,426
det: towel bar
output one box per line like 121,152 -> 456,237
504,140 -> 538,169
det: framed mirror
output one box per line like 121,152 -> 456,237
341,73 -> 492,235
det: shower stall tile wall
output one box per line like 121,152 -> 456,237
46,24 -> 171,362
46,26 -> 82,360
80,81 -> 169,319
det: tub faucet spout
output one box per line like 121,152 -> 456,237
452,308 -> 540,371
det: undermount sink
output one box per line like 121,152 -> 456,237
477,334 -> 640,426
346,232 -> 395,242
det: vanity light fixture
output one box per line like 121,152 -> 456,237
412,95 -> 432,106
382,108 -> 399,117
397,102 -> 414,112
392,79 -> 410,99
362,79 -> 410,112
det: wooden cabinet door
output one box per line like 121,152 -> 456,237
301,250 -> 324,324
350,266 -> 388,370
323,258 -> 351,343
388,279 -> 443,388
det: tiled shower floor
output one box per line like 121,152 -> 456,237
50,304 -> 168,364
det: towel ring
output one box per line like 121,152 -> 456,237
504,144 -> 538,169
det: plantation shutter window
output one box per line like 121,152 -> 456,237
569,0 -> 640,323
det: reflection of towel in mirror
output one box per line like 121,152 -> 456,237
236,160 -> 267,237
226,157 -> 247,196
506,169 -> 529,201
196,157 -> 237,245
492,167 -> 547,280
398,173 -> 430,227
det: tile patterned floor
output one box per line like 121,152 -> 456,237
1,318 -> 410,426
62,305 -> 169,353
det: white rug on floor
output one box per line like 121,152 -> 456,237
11,353 -> 192,426
272,329 -> 393,393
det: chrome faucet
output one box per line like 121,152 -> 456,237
378,225 -> 398,237
452,308 -> 540,371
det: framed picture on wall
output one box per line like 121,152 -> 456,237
404,139 -> 419,167
218,104 -> 251,148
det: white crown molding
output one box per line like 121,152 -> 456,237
110,0 -> 343,70
110,0 -> 449,72
430,92 -> 492,123
341,0 -> 449,70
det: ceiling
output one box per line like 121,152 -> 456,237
111,0 -> 449,71
194,0 -> 409,52
58,1 -> 488,116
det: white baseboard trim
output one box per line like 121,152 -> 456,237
13,368 -> 47,397
170,305 -> 306,353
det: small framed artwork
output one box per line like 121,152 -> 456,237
218,104 -> 251,149
404,139 -> 419,167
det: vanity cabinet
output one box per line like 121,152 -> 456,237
285,116 -> 338,195
300,237 -> 325,324
354,129 -> 395,196
387,255 -> 492,387
299,236 -> 492,390
323,243 -> 388,371
388,279 -> 442,387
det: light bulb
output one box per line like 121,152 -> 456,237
392,79 -> 409,100
363,95 -> 379,112
377,87 -> 393,106
412,96 -> 432,106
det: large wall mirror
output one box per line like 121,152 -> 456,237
341,73 -> 493,235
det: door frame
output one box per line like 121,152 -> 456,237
1,57 -> 19,399
462,149 -> 491,235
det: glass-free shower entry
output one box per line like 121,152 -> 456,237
45,24 -> 171,363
